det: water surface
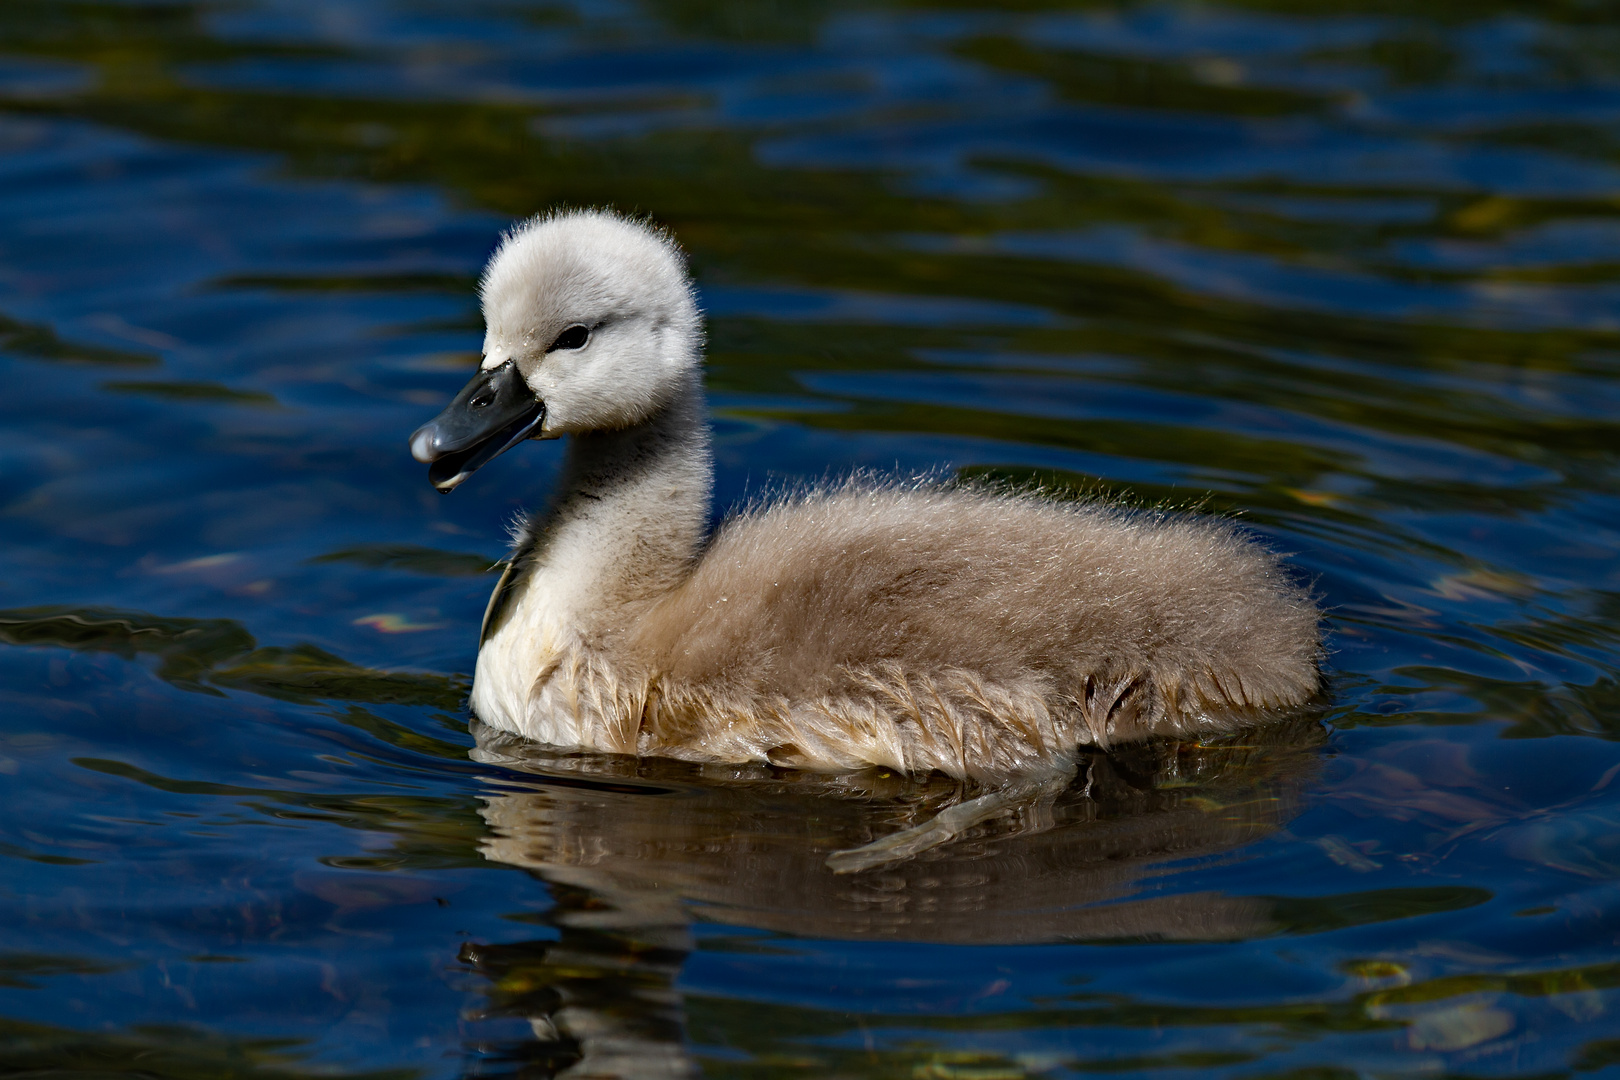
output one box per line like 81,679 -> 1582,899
1,1 -> 1619,1076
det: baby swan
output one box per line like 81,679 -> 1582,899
411,209 -> 1320,785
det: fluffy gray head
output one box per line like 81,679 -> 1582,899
479,209 -> 703,435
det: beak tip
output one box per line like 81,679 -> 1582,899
409,427 -> 438,464
411,363 -> 543,493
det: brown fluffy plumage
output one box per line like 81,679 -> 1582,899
631,482 -> 1320,781
416,210 -> 1322,784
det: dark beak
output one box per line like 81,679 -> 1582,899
409,361 -> 545,493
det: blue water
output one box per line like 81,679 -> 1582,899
2,1 -> 1620,1076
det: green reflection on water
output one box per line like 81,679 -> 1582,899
0,605 -> 489,870
310,544 -> 500,578
215,272 -> 479,295
0,607 -> 255,694
1265,885 -> 1492,936
102,380 -> 281,407
676,951 -> 1620,1073
0,953 -> 126,989
0,607 -> 463,708
0,310 -> 158,367
0,842 -> 97,867
73,756 -> 488,871
957,35 -> 1337,116
1577,1038 -> 1620,1071
210,645 -> 460,709
0,1016 -> 416,1080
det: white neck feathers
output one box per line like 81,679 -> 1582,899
470,374 -> 711,737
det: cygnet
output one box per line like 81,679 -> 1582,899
410,209 -> 1321,787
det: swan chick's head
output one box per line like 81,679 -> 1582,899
410,209 -> 701,492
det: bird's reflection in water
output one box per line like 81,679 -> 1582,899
458,718 -> 1324,1078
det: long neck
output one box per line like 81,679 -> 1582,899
484,372 -> 712,655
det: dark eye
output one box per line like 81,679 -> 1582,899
547,324 -> 589,352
